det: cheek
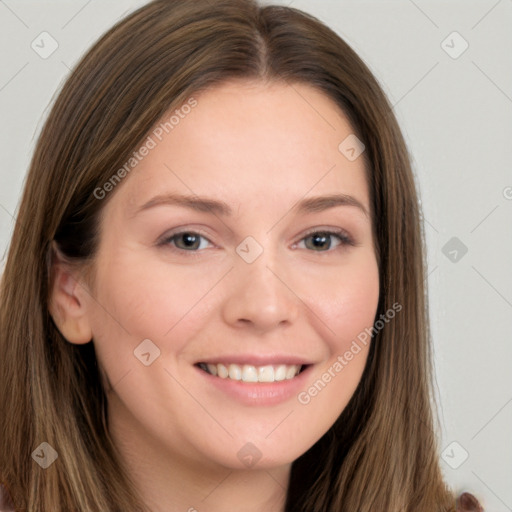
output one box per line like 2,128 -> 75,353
294,261 -> 378,435
89,245 -> 379,369
297,252 -> 379,399
86,251 -> 221,365
332,265 -> 380,345
84,242 -> 380,468
302,251 -> 380,347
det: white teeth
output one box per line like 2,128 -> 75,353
228,364 -> 241,380
285,365 -> 298,379
258,365 -> 274,382
200,362 -> 303,382
242,365 -> 258,382
217,363 -> 229,378
206,363 -> 217,376
274,364 -> 287,381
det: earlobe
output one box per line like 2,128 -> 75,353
48,244 -> 93,345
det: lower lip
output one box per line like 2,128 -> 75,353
195,364 -> 313,406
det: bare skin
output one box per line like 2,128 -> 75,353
50,80 -> 379,512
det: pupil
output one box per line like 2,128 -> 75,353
182,233 -> 198,247
312,233 -> 329,250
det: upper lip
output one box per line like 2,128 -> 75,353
195,355 -> 313,366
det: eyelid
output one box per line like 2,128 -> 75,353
158,225 -> 356,254
157,227 -> 216,248
293,226 -> 355,249
299,226 -> 353,241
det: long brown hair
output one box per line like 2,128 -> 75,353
0,0 -> 456,510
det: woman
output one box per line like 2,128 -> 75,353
0,0 -> 483,510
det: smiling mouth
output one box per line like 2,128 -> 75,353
196,362 -> 308,383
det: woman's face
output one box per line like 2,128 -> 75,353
82,80 -> 379,472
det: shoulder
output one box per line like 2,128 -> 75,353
456,492 -> 484,511
0,483 -> 15,511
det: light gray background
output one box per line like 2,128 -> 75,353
1,1 -> 511,510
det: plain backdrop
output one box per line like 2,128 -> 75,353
0,1 -> 511,510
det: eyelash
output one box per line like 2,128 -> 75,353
158,228 -> 355,255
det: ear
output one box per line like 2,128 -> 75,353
48,242 -> 93,345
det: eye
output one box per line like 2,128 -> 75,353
294,229 -> 354,252
158,228 -> 355,254
159,231 -> 213,252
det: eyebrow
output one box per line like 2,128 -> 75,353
134,192 -> 369,218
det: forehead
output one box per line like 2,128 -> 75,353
108,80 -> 370,218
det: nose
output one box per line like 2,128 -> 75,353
221,250 -> 299,333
